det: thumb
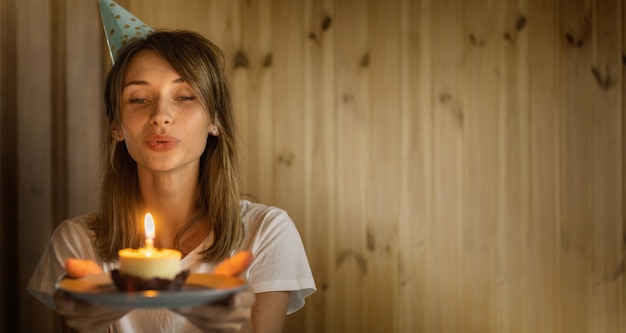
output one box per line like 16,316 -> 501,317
213,251 -> 254,277
65,258 -> 103,278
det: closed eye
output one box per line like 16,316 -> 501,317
129,98 -> 149,105
176,96 -> 197,102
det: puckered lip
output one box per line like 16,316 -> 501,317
145,134 -> 180,150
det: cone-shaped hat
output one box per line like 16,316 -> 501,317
98,0 -> 154,63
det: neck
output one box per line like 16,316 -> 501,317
137,167 -> 203,249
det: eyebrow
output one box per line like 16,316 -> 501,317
122,77 -> 185,89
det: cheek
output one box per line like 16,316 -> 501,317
192,125 -> 211,153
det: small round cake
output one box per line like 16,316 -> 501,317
112,247 -> 189,291
119,248 -> 182,279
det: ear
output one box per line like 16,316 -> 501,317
111,121 -> 125,141
210,124 -> 219,136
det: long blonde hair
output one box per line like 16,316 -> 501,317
93,30 -> 243,262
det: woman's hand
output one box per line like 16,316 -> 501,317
55,290 -> 129,333
174,288 -> 255,332
64,258 -> 103,278
173,251 -> 256,332
55,259 -> 129,332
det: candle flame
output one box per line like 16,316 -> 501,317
144,213 -> 155,241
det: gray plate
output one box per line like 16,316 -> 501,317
56,273 -> 247,308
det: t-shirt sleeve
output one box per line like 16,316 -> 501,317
242,205 -> 316,314
26,217 -> 98,310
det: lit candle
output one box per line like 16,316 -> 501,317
144,213 -> 155,252
117,213 -> 182,280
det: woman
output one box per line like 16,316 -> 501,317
27,30 -> 316,332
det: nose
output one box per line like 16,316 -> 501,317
150,99 -> 173,125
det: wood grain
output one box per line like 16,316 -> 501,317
528,0 -> 560,332
301,0 -> 336,332
496,1 -> 530,332
2,0 -> 625,332
399,0 -> 433,332
369,0 -> 402,332
560,0 -> 593,331
431,0 -> 464,331
334,0 -> 370,332
590,0 -> 624,332
16,0 -> 56,331
463,0 -> 500,331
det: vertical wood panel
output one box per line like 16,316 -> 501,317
591,0 -> 624,331
206,0 -> 240,78
623,6 -> 626,333
238,0 -> 274,203
399,0 -> 432,332
17,0 -> 56,331
368,0 -> 401,332
125,0 -> 213,42
335,0 -> 370,331
496,1 -> 530,332
0,0 -> 18,331
431,0 -> 464,331
272,0 -> 305,214
66,0 -> 102,217
528,0 -> 561,331
272,0 -> 306,330
463,0 -> 500,331
6,1 -> 626,332
302,0 -> 336,332
51,0 -> 67,225
560,0 -> 593,331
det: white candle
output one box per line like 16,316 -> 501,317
144,212 -> 155,252
118,213 -> 182,280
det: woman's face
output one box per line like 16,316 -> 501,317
116,50 -> 213,174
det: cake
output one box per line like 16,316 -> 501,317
111,247 -> 189,291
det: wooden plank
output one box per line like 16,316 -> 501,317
125,0 -> 213,37
206,0 -> 240,77
560,0 -> 594,332
398,0 -> 433,332
238,0 -> 274,204
271,0 -> 305,210
334,0 -> 370,331
462,0 -> 500,331
368,0 -> 401,332
590,0 -> 623,331
527,0 -> 561,331
16,0 -> 55,331
561,2 -> 602,333
272,0 -> 306,332
496,1 -> 530,332
623,3 -> 626,330
431,0 -> 464,331
0,0 -> 19,331
66,0 -> 102,217
301,0 -> 336,332
51,0 -> 68,226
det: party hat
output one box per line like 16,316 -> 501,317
98,0 -> 154,63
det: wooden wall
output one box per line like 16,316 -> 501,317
1,0 -> 624,332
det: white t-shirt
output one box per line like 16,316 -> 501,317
27,200 -> 316,332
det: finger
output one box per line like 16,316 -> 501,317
55,291 -> 128,330
213,251 -> 253,277
65,258 -> 103,278
176,306 -> 249,332
229,288 -> 255,307
54,290 -> 75,312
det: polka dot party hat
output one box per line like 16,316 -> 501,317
98,0 -> 154,63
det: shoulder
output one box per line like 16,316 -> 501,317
49,214 -> 98,255
53,214 -> 96,239
239,200 -> 305,255
241,199 -> 289,219
240,200 -> 295,234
